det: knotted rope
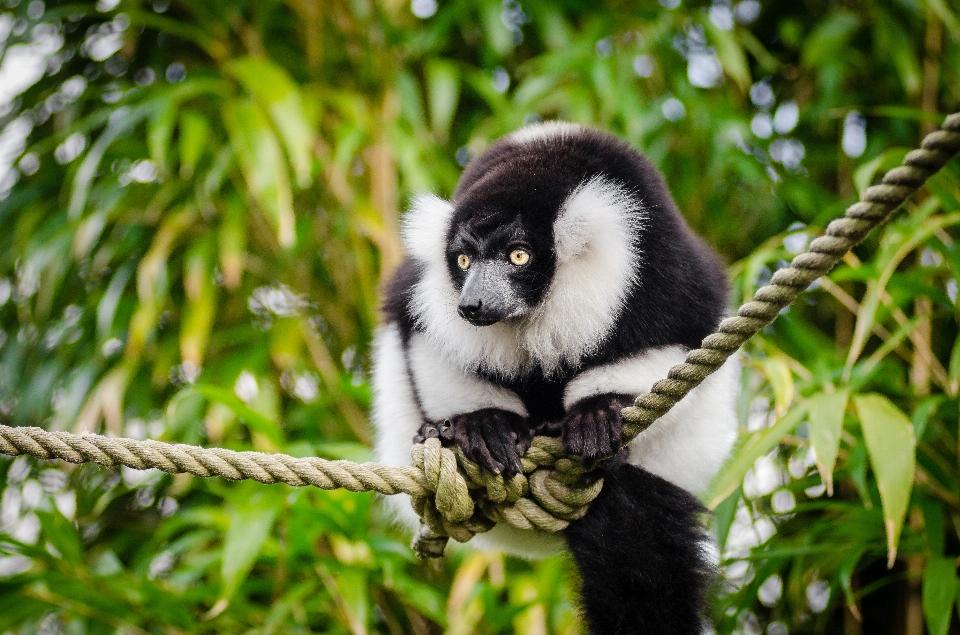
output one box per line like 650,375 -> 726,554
2,112 -> 959,557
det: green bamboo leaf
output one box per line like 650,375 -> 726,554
853,394 -> 916,567
853,147 -> 909,196
705,21 -> 751,92
948,334 -> 960,394
227,57 -> 315,187
844,207 -> 960,378
801,11 -> 861,69
96,263 -> 135,340
178,110 -> 211,179
68,105 -> 149,219
325,568 -> 370,633
919,495 -> 946,556
761,357 -> 794,415
705,404 -> 807,508
148,95 -> 179,174
807,388 -> 849,496
713,486 -> 741,554
35,509 -> 83,566
190,384 -> 284,447
0,596 -> 51,630
925,0 -> 960,39
425,59 -> 460,142
180,237 -> 217,367
922,558 -> 957,635
217,193 -> 247,289
222,98 -> 296,247
389,575 -> 447,625
221,491 -> 280,601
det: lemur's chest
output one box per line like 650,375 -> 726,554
488,371 -> 570,425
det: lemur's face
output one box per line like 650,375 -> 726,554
445,212 -> 557,327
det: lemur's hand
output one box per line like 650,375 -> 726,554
559,393 -> 632,465
415,409 -> 531,477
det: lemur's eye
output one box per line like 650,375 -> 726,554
509,249 -> 530,266
457,254 -> 471,270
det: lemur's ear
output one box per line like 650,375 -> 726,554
401,195 -> 454,266
552,176 -> 645,264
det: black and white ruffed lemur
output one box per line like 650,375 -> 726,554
370,121 -> 739,635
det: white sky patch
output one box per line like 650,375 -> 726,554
758,574 -> 783,606
55,132 -> 87,164
782,229 -> 809,254
842,110 -> 867,158
0,22 -> 63,197
60,75 -> 88,101
770,138 -> 805,169
0,114 -> 33,198
0,14 -> 13,46
743,452 -> 787,498
749,81 -> 774,109
411,0 -> 438,18
709,4 -> 734,30
492,66 -> 509,93
662,97 -> 686,121
734,0 -> 760,23
687,50 -> 723,88
84,25 -> 124,61
806,580 -> 831,613
772,100 -> 799,134
771,488 -> 796,513
292,373 -> 319,402
632,54 -> 654,77
119,158 -> 158,185
751,112 -> 772,138
234,371 -> 259,403
0,26 -> 63,107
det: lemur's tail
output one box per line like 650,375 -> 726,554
564,463 -> 713,635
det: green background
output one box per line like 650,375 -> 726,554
1,0 -> 960,633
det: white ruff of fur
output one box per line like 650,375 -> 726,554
509,120 -> 583,144
403,178 -> 644,377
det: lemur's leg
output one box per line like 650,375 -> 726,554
564,463 -> 712,635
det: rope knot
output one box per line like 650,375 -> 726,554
408,434 -> 606,557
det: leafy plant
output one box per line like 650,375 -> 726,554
0,0 -> 958,633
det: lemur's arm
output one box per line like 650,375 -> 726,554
557,347 -> 688,464
403,331 -> 532,477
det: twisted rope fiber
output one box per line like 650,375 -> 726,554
1,112 -> 958,557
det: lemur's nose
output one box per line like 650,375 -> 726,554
458,299 -> 483,321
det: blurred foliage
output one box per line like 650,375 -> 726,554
0,0 -> 959,633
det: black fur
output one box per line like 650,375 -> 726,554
383,124 -> 726,634
451,127 -> 727,358
558,393 -> 632,464
416,409 -> 533,477
564,463 -> 712,635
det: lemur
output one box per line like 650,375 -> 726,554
371,121 -> 739,635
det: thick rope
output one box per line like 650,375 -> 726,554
1,112 -> 959,557
620,112 -> 960,438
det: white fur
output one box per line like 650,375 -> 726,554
371,324 -> 428,531
371,324 -> 563,558
407,332 -> 528,419
564,347 -> 740,494
404,177 -> 644,378
372,327 -> 738,557
509,121 -> 584,145
401,194 -> 456,266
